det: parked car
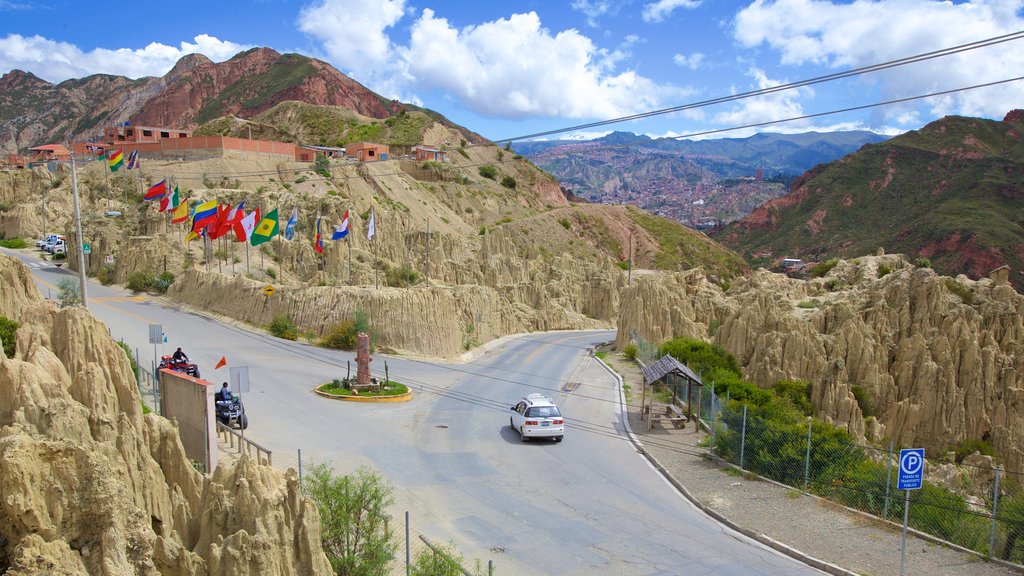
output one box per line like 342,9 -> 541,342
510,393 -> 564,442
36,234 -> 63,249
52,241 -> 66,255
43,238 -> 66,254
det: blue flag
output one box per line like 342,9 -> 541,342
284,207 -> 298,240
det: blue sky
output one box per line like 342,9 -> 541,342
2,0 -> 1023,141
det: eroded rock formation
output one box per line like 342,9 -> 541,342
0,254 -> 332,575
617,254 -> 1024,472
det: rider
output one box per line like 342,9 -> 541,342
216,382 -> 233,405
172,347 -> 189,363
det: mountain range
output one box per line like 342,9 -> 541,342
0,47 -> 483,153
714,110 -> 1024,290
514,130 -> 889,226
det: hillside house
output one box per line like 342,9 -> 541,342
412,145 -> 446,162
346,142 -> 389,162
104,124 -> 191,145
3,153 -> 27,169
29,144 -> 70,162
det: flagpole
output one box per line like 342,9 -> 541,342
348,236 -> 352,285
102,150 -> 111,210
246,242 -> 250,275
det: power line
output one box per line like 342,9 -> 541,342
495,29 -> 1024,143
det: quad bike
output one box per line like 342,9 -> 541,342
216,395 -> 248,430
158,355 -> 200,378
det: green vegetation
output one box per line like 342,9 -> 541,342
0,316 -> 17,358
478,165 -> 498,180
126,270 -> 175,294
914,257 -> 932,268
623,342 -> 638,361
314,153 -> 331,177
558,217 -> 571,230
385,263 -> 421,287
850,385 -> 874,417
950,438 -> 996,463
304,464 -> 398,576
810,258 -> 839,278
96,263 -> 116,285
616,261 -> 630,270
797,300 -> 818,309
626,206 -> 747,278
500,175 -> 517,189
195,53 -> 318,124
268,314 -> 299,341
0,238 -> 27,249
57,279 -> 81,308
319,310 -> 373,351
410,541 -> 484,576
318,380 -> 409,397
877,263 -> 892,278
117,340 -> 138,379
945,278 -> 976,305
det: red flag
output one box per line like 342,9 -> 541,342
207,204 -> 232,240
215,356 -> 227,370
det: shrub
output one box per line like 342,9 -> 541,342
950,438 -> 996,463
268,314 -> 298,341
772,379 -> 813,416
878,264 -> 892,278
126,271 -> 155,292
96,263 -> 116,285
386,263 -> 421,287
659,337 -> 740,378
500,175 -> 516,189
558,218 -> 571,230
265,268 -> 277,280
320,319 -> 357,350
850,385 -> 874,417
117,340 -> 138,378
478,225 -> 486,235
295,176 -> 308,184
314,153 -> 331,178
623,342 -> 638,361
57,279 -> 81,308
914,257 -> 932,268
411,540 -> 479,576
810,258 -> 839,278
0,238 -> 27,249
152,271 -> 174,294
305,464 -> 397,576
478,165 -> 497,179
0,316 -> 17,358
945,279 -> 975,305
616,260 -> 630,270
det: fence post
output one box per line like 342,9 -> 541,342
406,510 -> 411,576
990,465 -> 1001,560
298,449 -> 303,490
488,559 -> 494,576
708,381 -> 715,452
883,440 -> 894,519
739,404 -> 748,470
803,417 -> 812,492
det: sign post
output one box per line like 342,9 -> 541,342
229,366 -> 251,445
148,324 -> 163,412
897,448 -> 925,576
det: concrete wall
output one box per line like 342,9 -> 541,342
159,368 -> 218,473
118,135 -> 302,161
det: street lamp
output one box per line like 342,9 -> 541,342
68,145 -> 89,307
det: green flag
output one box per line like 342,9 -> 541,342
250,208 -> 279,246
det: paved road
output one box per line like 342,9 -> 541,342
7,248 -> 824,575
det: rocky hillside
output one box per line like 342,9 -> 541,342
0,254 -> 332,574
0,47 -> 484,153
0,136 -> 746,357
516,130 -> 887,226
617,255 -> 1024,473
714,111 -> 1024,290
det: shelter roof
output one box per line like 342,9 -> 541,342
642,354 -> 703,386
30,144 -> 69,154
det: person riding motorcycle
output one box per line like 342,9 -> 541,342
172,347 -> 189,363
216,382 -> 233,405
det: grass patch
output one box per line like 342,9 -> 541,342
0,238 -> 27,249
944,278 -> 975,305
810,258 -> 839,278
317,379 -> 410,397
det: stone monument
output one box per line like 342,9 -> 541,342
356,332 -> 372,387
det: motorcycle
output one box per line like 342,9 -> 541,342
158,355 -> 201,378
216,395 -> 248,430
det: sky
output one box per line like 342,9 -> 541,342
2,0 -> 1023,142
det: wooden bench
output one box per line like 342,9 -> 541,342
647,403 -> 688,430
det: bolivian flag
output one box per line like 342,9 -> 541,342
250,208 -> 279,246
108,148 -> 124,172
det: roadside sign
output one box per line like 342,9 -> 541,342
897,448 -> 925,491
148,324 -> 163,345
105,254 -> 115,264
82,243 -> 91,254
229,366 -> 251,393
263,285 -> 275,296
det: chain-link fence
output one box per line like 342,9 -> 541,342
631,332 -> 1024,566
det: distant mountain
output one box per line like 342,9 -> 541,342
713,111 -> 1024,290
514,130 -> 889,226
0,47 -> 484,153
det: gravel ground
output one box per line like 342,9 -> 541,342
600,353 -> 1024,576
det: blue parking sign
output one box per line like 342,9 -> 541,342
897,448 -> 925,490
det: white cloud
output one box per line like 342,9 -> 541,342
299,3 -> 694,120
642,0 -> 703,23
571,0 -> 617,27
711,68 -> 811,128
734,0 -> 1024,123
673,52 -> 705,70
0,33 -> 248,82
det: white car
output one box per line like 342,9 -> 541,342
36,234 -> 62,248
43,238 -> 65,254
510,393 -> 564,442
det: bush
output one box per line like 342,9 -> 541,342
850,385 -> 874,417
772,379 -> 813,416
411,540 -> 480,576
659,337 -> 740,378
914,257 -> 932,268
623,342 -> 638,361
945,279 -> 975,305
385,263 -> 420,287
478,165 -> 497,179
126,271 -> 155,293
57,279 -> 81,308
810,258 -> 839,278
558,218 -> 571,230
0,316 -> 17,358
265,268 -> 276,280
877,264 -> 892,278
305,464 -> 397,576
950,438 -> 996,463
319,310 -> 372,350
268,314 -> 298,341
117,340 -> 138,378
616,260 -> 630,270
0,238 -> 27,249
152,271 -> 174,294
500,175 -> 516,189
96,263 -> 116,285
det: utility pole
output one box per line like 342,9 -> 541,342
69,147 -> 89,307
628,231 -> 633,287
425,217 -> 430,284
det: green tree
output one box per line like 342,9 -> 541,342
478,165 -> 497,179
410,541 -> 482,576
305,464 -> 398,576
0,316 -> 17,358
57,279 -> 82,308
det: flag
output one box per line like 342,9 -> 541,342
207,204 -> 232,240
284,207 -> 298,240
158,185 -> 178,212
332,209 -> 350,240
126,149 -> 140,170
107,148 -> 123,172
171,197 -> 189,224
314,217 -> 324,254
215,356 -> 227,370
367,209 -> 376,240
250,208 -> 279,246
235,209 -> 258,242
192,199 -> 218,232
218,200 -> 245,238
145,179 -> 166,202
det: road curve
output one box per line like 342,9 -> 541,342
8,249 -> 823,575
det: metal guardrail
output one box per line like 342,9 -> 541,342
216,422 -> 272,465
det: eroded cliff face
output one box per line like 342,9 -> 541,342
617,255 -> 1024,472
0,255 -> 332,575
